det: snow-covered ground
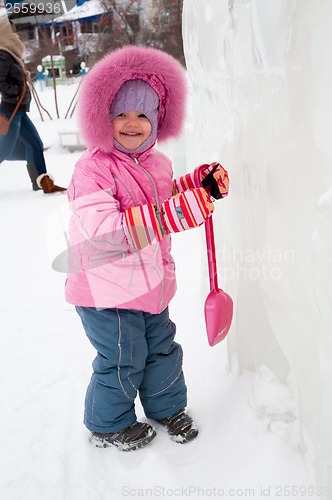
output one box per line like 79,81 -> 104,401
182,0 -> 332,496
0,79 -> 321,499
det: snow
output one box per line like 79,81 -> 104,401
50,0 -> 106,24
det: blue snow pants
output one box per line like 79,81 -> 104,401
0,112 -> 47,174
76,306 -> 188,433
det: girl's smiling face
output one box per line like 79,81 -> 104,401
111,110 -> 152,151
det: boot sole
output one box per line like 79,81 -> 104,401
154,420 -> 199,444
169,426 -> 199,444
90,428 -> 157,451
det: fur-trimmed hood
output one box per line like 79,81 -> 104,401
77,45 -> 187,153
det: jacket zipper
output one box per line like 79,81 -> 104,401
131,155 -> 165,312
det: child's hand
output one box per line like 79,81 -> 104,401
199,162 -> 229,199
172,162 -> 229,199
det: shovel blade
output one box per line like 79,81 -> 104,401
204,289 -> 233,346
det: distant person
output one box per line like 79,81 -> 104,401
65,45 -> 229,451
0,16 -> 66,193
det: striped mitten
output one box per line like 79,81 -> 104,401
124,202 -> 163,250
124,187 -> 214,250
159,187 -> 214,234
173,162 -> 229,199
172,171 -> 197,194
200,162 -> 229,199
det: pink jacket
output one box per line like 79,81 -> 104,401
65,147 -> 177,313
65,45 -> 187,313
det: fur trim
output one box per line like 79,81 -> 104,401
0,7 -> 8,20
77,45 -> 187,153
36,173 -> 54,188
0,17 -> 26,70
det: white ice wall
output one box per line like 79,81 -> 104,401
182,0 -> 332,493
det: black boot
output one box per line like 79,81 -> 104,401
26,163 -> 41,191
155,409 -> 198,443
90,421 -> 156,451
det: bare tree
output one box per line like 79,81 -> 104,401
139,0 -> 185,65
85,0 -> 184,66
102,0 -> 140,45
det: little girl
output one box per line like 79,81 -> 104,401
66,45 -> 229,451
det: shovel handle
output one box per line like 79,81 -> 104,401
205,216 -> 219,292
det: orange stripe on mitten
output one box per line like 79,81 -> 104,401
124,203 -> 163,250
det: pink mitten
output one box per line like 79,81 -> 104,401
173,162 -> 229,199
199,162 -> 229,199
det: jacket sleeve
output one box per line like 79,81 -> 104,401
68,157 -> 132,253
0,52 -> 21,97
172,170 -> 197,195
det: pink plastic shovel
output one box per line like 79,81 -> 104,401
204,215 -> 233,346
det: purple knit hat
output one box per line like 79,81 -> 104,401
110,79 -> 160,154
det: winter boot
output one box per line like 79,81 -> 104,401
26,163 -> 41,191
154,409 -> 198,444
37,173 -> 66,194
90,421 -> 157,451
